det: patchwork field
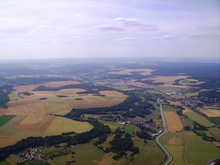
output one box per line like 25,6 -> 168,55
65,90 -> 127,109
44,80 -> 81,87
146,76 -> 189,88
0,115 -> 16,127
0,115 -> 93,148
164,111 -> 183,132
201,109 -> 220,117
42,116 -> 93,135
108,68 -> 153,75
184,112 -> 213,127
160,132 -> 220,165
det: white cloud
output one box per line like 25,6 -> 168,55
94,24 -> 123,32
117,37 -> 138,41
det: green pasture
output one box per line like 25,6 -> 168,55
0,115 -> 16,127
164,145 -> 186,165
210,117 -> 220,124
208,127 -> 220,139
162,104 -> 179,111
183,134 -> 220,165
185,112 -> 213,127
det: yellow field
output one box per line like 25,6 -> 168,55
164,111 -> 183,132
168,100 -> 192,113
42,116 -> 93,136
41,99 -> 72,115
128,81 -> 156,89
146,76 -> 189,88
201,110 -> 220,117
108,69 -> 153,75
44,80 -> 81,87
65,91 -> 127,109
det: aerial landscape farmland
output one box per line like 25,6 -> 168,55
0,59 -> 219,165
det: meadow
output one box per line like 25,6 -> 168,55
0,115 -> 16,127
160,131 -> 220,165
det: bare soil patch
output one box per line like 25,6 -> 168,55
168,137 -> 183,145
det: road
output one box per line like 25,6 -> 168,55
155,99 -> 172,165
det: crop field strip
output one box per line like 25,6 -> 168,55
0,115 -> 16,127
201,109 -> 220,117
164,111 -> 183,132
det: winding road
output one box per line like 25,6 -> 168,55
155,99 -> 172,165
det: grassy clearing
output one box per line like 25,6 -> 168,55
185,112 -> 213,127
0,115 -> 16,127
164,145 -> 186,165
6,156 -> 22,165
163,104 -> 180,111
124,125 -> 140,136
182,134 -> 220,165
164,112 -> 183,132
208,127 -> 220,139
43,116 -> 93,136
210,117 -> 220,124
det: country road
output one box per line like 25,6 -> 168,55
156,99 -> 172,165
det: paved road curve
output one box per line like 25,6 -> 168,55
155,99 -> 172,165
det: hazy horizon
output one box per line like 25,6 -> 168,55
1,0 -> 220,59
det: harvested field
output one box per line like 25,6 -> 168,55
43,116 -> 93,136
108,68 -> 153,75
168,100 -> 182,106
184,112 -> 213,127
164,111 -> 183,132
41,99 -> 72,115
44,80 -> 81,87
212,142 -> 220,147
146,76 -> 189,88
16,115 -> 46,130
6,102 -> 46,115
128,81 -> 156,89
201,110 -> 220,117
65,91 -> 127,109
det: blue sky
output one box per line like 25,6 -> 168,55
0,0 -> 219,59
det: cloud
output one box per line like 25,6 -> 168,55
115,17 -> 158,31
197,25 -> 220,31
117,37 -> 138,41
151,37 -> 159,40
94,24 -> 123,32
161,35 -> 176,39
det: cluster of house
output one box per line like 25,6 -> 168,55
166,91 -> 185,98
181,98 -> 204,108
20,147 -> 41,162
117,119 -> 163,137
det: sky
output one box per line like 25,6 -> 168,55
0,0 -> 220,59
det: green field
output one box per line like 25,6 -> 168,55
163,104 -> 179,111
0,115 -> 16,127
185,112 -> 213,127
210,117 -> 220,124
160,132 -> 220,165
124,125 -> 140,136
208,127 -> 220,139
183,134 -> 220,165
